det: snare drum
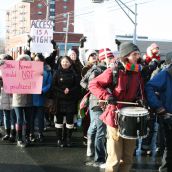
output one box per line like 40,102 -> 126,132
118,107 -> 149,139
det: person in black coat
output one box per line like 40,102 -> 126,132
52,56 -> 80,147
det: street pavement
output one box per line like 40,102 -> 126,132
0,127 -> 161,172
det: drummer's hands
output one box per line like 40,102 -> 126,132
136,99 -> 147,108
107,96 -> 117,105
156,107 -> 166,116
98,101 -> 106,111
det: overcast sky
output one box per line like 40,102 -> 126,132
1,0 -> 172,47
75,0 -> 172,40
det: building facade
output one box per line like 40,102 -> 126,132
5,0 -> 82,58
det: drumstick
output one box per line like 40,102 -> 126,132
99,100 -> 138,105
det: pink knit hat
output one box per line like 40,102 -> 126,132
150,43 -> 159,50
98,48 -> 114,61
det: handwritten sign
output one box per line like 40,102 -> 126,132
30,20 -> 53,53
0,60 -> 43,94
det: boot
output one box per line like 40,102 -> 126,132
62,124 -> 67,145
38,133 -> 44,143
9,129 -> 16,143
2,128 -> 10,141
16,130 -> 26,148
87,136 -> 94,157
25,128 -> 31,146
56,128 -> 63,147
66,128 -> 73,147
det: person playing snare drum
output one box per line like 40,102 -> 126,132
89,42 -> 146,172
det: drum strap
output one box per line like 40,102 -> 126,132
111,62 -> 124,89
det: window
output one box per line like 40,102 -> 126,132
63,6 -> 67,10
63,13 -> 67,18
50,1 -> 55,4
49,16 -> 55,20
37,11 -> 43,15
50,11 -> 55,16
50,4 -> 55,8
37,3 -> 43,8
50,8 -> 55,12
63,27 -> 67,32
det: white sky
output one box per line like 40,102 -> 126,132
74,0 -> 172,40
1,0 -> 172,48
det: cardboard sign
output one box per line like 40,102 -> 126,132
30,20 -> 53,53
1,60 -> 43,94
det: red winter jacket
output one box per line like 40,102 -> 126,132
88,67 -> 145,128
144,53 -> 160,64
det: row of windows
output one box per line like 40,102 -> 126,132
51,0 -> 69,2
37,0 -> 69,8
37,4 -> 68,10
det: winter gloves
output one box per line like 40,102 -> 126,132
51,40 -> 57,49
107,96 -> 117,105
80,36 -> 87,48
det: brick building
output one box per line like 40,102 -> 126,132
5,0 -> 82,58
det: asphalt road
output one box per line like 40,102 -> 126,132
0,127 -> 161,172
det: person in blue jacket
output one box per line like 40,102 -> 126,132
145,51 -> 172,172
31,53 -> 52,142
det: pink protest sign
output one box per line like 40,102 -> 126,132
1,60 -> 43,94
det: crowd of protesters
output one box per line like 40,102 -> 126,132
0,37 -> 172,172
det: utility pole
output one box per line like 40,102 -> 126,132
46,0 -> 50,20
114,0 -> 137,44
64,12 -> 70,55
134,3 -> 137,44
91,0 -> 138,44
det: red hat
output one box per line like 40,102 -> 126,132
98,48 -> 114,61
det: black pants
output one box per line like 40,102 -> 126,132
56,112 -> 74,125
159,117 -> 172,172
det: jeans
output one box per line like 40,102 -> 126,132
87,108 -> 106,162
14,107 -> 31,130
31,106 -> 44,133
0,110 -> 4,125
159,116 -> 172,172
3,109 -> 16,129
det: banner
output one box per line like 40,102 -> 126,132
30,20 -> 53,54
0,60 -> 43,94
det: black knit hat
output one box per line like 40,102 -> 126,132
119,42 -> 140,57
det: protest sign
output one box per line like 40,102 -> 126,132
30,20 -> 53,54
0,60 -> 43,94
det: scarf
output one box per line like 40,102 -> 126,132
125,63 -> 142,72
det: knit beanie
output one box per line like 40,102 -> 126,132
85,49 -> 97,61
16,54 -> 31,61
98,48 -> 114,61
165,52 -> 172,65
119,42 -> 140,57
150,43 -> 159,51
0,54 -> 13,60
